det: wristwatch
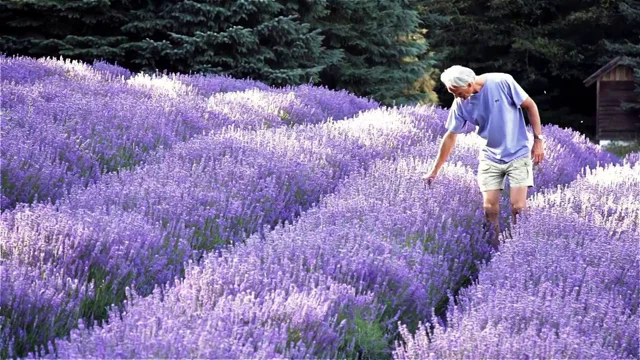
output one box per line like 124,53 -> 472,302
534,134 -> 544,141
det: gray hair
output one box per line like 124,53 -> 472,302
440,65 -> 476,88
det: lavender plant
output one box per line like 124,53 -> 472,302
624,151 -> 640,166
1,55 -> 629,359
393,163 -> 639,359
0,260 -> 93,359
3,105 -> 622,358
2,107 -> 435,357
1,56 -> 379,209
45,153 -> 491,359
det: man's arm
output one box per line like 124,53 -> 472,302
520,97 -> 545,164
424,130 -> 458,183
521,97 -> 542,136
425,98 -> 465,184
432,131 -> 458,172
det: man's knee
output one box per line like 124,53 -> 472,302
483,202 -> 499,218
510,200 -> 526,214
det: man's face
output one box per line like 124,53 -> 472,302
447,84 -> 473,100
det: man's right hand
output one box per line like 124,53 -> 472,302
424,130 -> 457,188
422,169 -> 438,187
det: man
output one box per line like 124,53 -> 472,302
423,65 -> 544,250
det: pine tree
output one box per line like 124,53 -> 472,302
302,0 -> 439,106
1,0 -> 340,86
132,0 -> 341,85
418,0 -> 631,136
604,0 -> 640,116
0,0 -> 129,64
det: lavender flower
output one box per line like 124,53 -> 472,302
0,260 -> 93,359
6,107 -> 434,357
623,151 -> 640,167
49,153 -> 494,358
1,56 -> 379,209
2,55 -> 629,360
394,163 -> 639,359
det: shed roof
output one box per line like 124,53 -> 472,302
583,56 -> 633,87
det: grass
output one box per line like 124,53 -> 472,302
602,140 -> 640,157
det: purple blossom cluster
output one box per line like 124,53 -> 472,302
527,124 -> 619,189
1,56 -> 631,359
171,73 -> 380,122
2,107 -> 439,357
1,56 -> 376,209
624,151 -> 640,167
45,153 -> 492,359
4,103 -> 624,358
42,138 -> 624,358
0,260 -> 93,359
393,162 -> 639,359
171,72 -> 272,95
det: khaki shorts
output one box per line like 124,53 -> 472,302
477,156 -> 534,192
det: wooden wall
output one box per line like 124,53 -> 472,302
597,79 -> 639,141
600,65 -> 635,82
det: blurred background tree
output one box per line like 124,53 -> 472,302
603,0 -> 640,117
297,0 -> 440,105
1,0 -> 637,136
416,0 -> 639,136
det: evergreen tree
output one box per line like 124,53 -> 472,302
117,0 -> 342,85
418,0 -> 632,136
1,0 -> 340,87
604,0 -> 640,116
302,0 -> 439,106
0,0 -> 130,64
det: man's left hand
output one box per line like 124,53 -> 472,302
532,139 -> 544,165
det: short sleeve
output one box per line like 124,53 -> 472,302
504,74 -> 529,106
445,98 -> 467,134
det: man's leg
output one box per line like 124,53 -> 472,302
509,186 -> 528,224
506,156 -> 534,225
482,190 -> 501,249
477,159 -> 505,250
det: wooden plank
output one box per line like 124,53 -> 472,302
601,117 -> 638,129
599,132 -> 640,141
620,66 -> 634,81
601,65 -> 635,81
600,130 -> 636,135
600,81 -> 635,90
599,106 -> 628,112
600,126 -> 636,131
599,120 -> 640,131
597,79 -> 638,140
596,79 -> 600,141
585,57 -> 623,86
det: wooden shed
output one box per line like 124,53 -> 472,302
583,56 -> 639,143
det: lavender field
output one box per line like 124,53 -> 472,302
1,55 -> 638,359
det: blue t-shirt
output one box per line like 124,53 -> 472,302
446,73 -> 531,164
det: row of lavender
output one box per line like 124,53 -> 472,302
394,161 -> 640,359
2,97 -> 616,358
1,55 -> 378,208
2,56 -> 627,358
1,104 -> 449,358
37,151 -> 488,358
39,132 -> 629,358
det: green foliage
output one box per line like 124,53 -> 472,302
603,140 -> 640,157
338,309 -> 388,359
1,0 -> 438,105
304,0 -> 439,106
123,0 -> 341,85
0,0 -> 130,64
603,1 -> 640,117
417,0 -> 638,136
